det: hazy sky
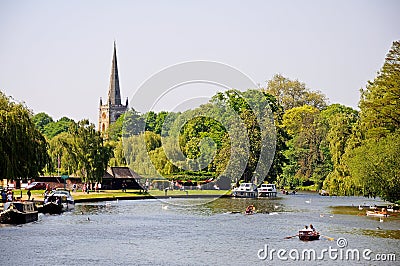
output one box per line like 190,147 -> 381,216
1,0 -> 399,125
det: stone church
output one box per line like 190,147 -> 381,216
98,42 -> 128,133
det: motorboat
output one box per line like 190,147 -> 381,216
298,230 -> 320,241
47,189 -> 75,211
37,201 -> 63,214
258,184 -> 277,197
366,210 -> 389,217
232,183 -> 258,198
0,201 -> 38,224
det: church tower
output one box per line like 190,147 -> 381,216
99,42 -> 128,134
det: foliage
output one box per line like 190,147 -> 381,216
42,116 -> 75,139
281,105 -> 325,186
323,40 -> 400,202
0,92 -> 50,180
48,120 -> 112,182
122,89 -> 287,184
32,112 -> 54,133
345,132 -> 400,202
264,74 -> 327,111
359,40 -> 400,138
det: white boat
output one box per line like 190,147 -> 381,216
366,210 -> 389,217
232,183 -> 258,198
47,189 -> 75,210
258,184 -> 277,197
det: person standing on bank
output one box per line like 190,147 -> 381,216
27,189 -> 31,201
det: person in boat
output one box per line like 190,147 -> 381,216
310,224 -> 316,232
245,205 -> 255,214
303,225 -> 312,231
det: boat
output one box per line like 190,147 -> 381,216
298,230 -> 320,241
366,210 -> 389,217
0,201 -> 38,224
232,183 -> 258,198
245,205 -> 255,215
258,184 -> 277,197
47,189 -> 75,211
37,201 -> 63,214
319,189 -> 329,196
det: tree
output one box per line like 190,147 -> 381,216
32,112 -> 54,133
123,108 -> 145,136
107,114 -> 125,141
359,40 -> 400,138
42,117 -> 75,139
48,120 -> 112,182
264,74 -> 327,111
340,40 -> 400,202
282,105 -> 326,187
320,105 -> 359,195
144,111 -> 157,132
0,91 -> 50,180
346,132 -> 400,202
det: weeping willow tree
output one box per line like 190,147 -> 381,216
48,119 -> 113,182
0,91 -> 50,180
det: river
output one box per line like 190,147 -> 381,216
1,192 -> 399,265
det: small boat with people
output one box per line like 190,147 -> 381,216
298,225 -> 320,241
0,201 -> 38,224
232,183 -> 258,198
258,184 -> 277,197
245,205 -> 256,215
366,208 -> 389,217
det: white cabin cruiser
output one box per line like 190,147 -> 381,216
48,189 -> 75,210
232,183 -> 258,198
258,183 -> 277,197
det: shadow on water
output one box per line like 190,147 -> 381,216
168,197 -> 287,216
74,202 -> 120,215
355,229 -> 400,239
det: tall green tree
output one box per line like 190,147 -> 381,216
359,40 -> 400,138
0,92 -> 50,180
343,40 -> 400,202
282,105 -> 324,187
264,74 -> 327,111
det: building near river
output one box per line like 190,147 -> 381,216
98,42 -> 128,134
102,167 -> 143,190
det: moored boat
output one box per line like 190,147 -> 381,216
37,201 -> 63,214
0,201 -> 38,224
258,184 -> 277,197
232,183 -> 258,198
47,189 -> 75,211
298,230 -> 320,241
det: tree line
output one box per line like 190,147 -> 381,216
1,40 -> 398,202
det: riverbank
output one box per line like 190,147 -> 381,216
6,189 -> 231,204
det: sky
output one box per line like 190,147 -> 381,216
1,0 -> 399,126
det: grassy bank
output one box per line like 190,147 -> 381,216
11,189 -> 230,202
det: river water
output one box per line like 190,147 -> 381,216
1,192 -> 399,265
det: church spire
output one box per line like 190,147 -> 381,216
107,41 -> 121,106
